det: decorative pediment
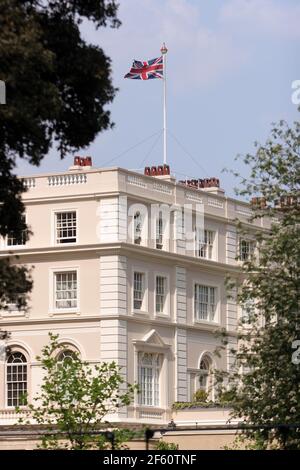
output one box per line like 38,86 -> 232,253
132,329 -> 171,351
142,329 -> 167,347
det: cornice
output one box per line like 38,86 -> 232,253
0,312 -> 238,338
0,315 -> 100,327
0,241 -> 242,275
120,242 -> 242,274
22,191 -> 120,205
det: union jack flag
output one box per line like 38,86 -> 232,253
124,56 -> 163,80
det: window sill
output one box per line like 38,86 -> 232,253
0,310 -> 26,318
49,309 -> 80,316
195,255 -> 215,261
239,321 -> 252,329
194,319 -> 219,326
54,242 -> 78,246
133,404 -> 163,410
4,406 -> 28,410
136,405 -> 161,409
132,310 -> 149,316
4,245 -> 26,249
133,405 -> 166,420
133,241 -> 148,248
155,313 -> 170,319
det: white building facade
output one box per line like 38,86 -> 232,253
0,161 -> 266,426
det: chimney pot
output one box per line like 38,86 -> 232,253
74,156 -> 81,166
157,165 -> 164,175
163,164 -> 170,175
251,196 -> 267,209
210,177 -> 220,188
151,166 -> 157,176
85,156 -> 92,167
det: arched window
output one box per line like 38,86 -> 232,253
134,211 -> 142,245
55,348 -> 79,403
57,349 -> 78,364
195,354 -> 215,401
6,352 -> 27,407
199,357 -> 210,391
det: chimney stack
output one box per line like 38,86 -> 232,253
69,156 -> 93,171
178,176 -> 224,195
144,164 -> 174,182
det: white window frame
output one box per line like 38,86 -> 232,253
239,299 -> 261,328
132,270 -> 148,314
239,238 -> 255,261
52,209 -> 78,246
0,293 -> 27,318
154,273 -> 170,317
138,352 -> 162,407
133,211 -> 143,245
57,346 -> 80,364
194,229 -> 215,260
6,351 -> 28,408
197,355 -> 215,401
193,282 -> 219,324
156,211 -> 164,249
49,267 -> 80,314
4,214 -> 27,249
198,356 -> 211,393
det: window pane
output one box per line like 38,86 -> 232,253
57,349 -> 77,364
133,272 -> 144,310
156,276 -> 166,313
138,353 -> 161,406
56,212 -> 77,244
240,239 -> 254,261
156,212 -> 163,249
55,271 -> 77,309
6,353 -> 27,407
195,230 -> 214,259
195,285 -> 216,321
241,299 -> 255,322
134,212 -> 142,244
7,216 -> 27,246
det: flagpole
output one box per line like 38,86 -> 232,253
161,43 -> 168,165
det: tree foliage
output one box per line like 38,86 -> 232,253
0,0 -> 120,308
19,333 -> 136,450
217,119 -> 300,449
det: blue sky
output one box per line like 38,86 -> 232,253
17,0 -> 300,197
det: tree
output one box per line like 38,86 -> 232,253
19,333 -> 136,450
0,0 -> 120,308
216,118 -> 300,449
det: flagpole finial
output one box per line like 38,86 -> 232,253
161,43 -> 168,55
